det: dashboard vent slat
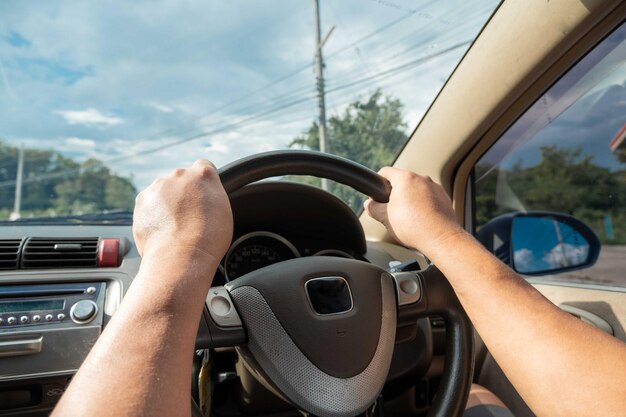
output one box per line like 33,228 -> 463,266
0,239 -> 22,269
22,238 -> 99,269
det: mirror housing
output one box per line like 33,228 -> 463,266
476,211 -> 601,276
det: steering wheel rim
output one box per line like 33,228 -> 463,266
208,150 -> 473,417
219,150 -> 392,203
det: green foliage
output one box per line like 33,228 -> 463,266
0,141 -> 136,219
475,146 -> 626,244
289,90 -> 407,211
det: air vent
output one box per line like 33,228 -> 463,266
0,239 -> 22,270
22,237 -> 99,269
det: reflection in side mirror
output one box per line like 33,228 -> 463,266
476,212 -> 601,276
512,217 -> 591,274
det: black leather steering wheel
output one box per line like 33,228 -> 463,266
203,150 -> 473,417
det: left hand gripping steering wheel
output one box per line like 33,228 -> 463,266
202,151 -> 473,417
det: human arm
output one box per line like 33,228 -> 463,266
364,167 -> 626,417
52,160 -> 233,417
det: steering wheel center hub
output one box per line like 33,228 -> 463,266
228,257 -> 397,417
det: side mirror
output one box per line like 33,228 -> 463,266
476,211 -> 601,276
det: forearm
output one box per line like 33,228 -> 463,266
52,247 -> 216,417
424,230 -> 626,417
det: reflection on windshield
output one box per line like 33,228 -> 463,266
0,0 -> 498,219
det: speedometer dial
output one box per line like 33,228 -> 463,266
224,232 -> 300,280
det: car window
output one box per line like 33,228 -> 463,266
473,21 -> 626,288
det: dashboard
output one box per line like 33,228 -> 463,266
212,181 -> 369,285
0,181 -> 430,416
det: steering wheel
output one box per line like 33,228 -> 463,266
202,150 -> 473,417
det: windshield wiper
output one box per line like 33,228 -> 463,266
0,211 -> 134,226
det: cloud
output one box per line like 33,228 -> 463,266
147,102 -> 174,113
543,243 -> 590,269
65,137 -> 96,148
513,248 -> 534,271
55,108 -> 123,127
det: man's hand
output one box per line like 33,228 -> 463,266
133,159 -> 233,267
364,167 -> 464,255
53,160 -> 233,417
365,166 -> 626,417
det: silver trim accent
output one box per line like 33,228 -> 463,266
69,300 -> 97,324
0,336 -> 43,358
391,272 -> 422,306
224,231 -> 300,281
304,276 -> 354,316
206,286 -> 243,327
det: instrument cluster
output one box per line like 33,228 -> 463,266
218,231 -> 354,283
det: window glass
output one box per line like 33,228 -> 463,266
474,22 -> 626,288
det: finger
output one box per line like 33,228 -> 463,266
377,166 -> 399,180
192,159 -> 218,178
377,166 -> 416,183
193,159 -> 217,170
169,168 -> 186,177
363,198 -> 373,214
146,177 -> 164,189
364,198 -> 387,224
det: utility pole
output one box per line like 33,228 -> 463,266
312,0 -> 334,191
10,144 -> 24,221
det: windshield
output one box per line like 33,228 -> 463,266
0,0 -> 499,221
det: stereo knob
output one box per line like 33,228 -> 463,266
70,300 -> 97,323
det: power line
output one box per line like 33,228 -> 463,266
83,2 -> 482,152
0,37 -> 473,190
0,3 -> 492,190
105,7 -> 424,146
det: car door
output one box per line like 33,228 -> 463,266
464,18 -> 626,417
359,2 -> 625,416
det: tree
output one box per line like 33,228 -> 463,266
289,90 -> 408,211
0,141 -> 137,218
475,146 -> 626,244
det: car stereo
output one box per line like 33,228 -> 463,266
0,282 -> 104,329
0,281 -> 106,385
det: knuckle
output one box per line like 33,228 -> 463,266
402,171 -> 418,181
172,168 -> 186,177
198,164 -> 217,178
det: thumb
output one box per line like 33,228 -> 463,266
364,198 -> 388,225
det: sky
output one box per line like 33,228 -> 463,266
0,0 -> 499,190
